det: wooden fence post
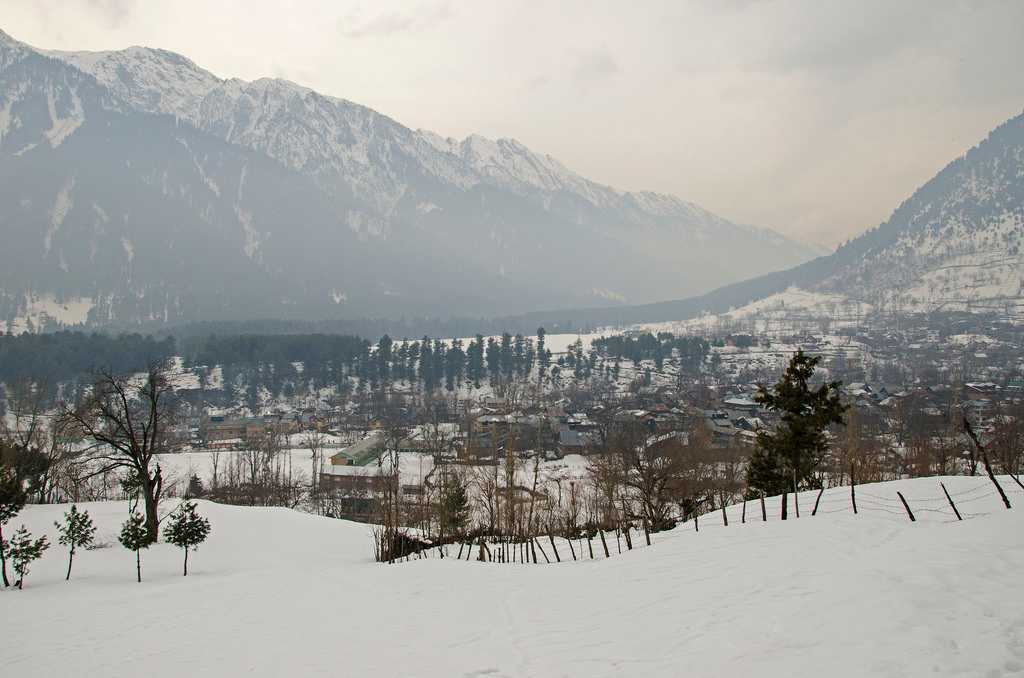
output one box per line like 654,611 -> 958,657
793,472 -> 800,518
643,521 -> 651,546
781,492 -> 788,520
851,482 -> 858,515
965,417 -> 1011,509
760,493 -> 767,521
567,536 -> 577,561
534,538 -> 550,563
598,529 -> 610,558
812,487 -> 824,516
741,500 -> 747,524
940,482 -> 962,521
721,503 -> 728,527
694,513 -> 699,532
896,491 -> 916,522
587,534 -> 595,559
623,525 -> 633,550
548,534 -> 561,562
983,454 -> 1012,510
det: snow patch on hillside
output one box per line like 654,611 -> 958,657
43,179 -> 74,255
6,292 -> 94,334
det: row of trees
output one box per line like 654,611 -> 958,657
1,467 -> 210,589
591,332 -> 710,372
3,328 -> 714,423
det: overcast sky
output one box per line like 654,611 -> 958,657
5,0 -> 1023,247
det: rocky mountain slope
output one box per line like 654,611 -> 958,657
0,29 -> 818,332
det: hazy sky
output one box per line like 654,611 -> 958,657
5,0 -> 1024,247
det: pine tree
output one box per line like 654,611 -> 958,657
0,469 -> 26,587
7,525 -> 49,589
499,333 -> 513,378
55,504 -> 96,581
162,501 -> 212,576
419,336 -> 435,392
467,335 -> 484,388
119,512 -> 150,583
485,338 -> 500,383
747,351 -> 847,496
536,327 -> 548,381
438,472 -> 470,538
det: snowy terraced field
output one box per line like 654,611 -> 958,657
4,476 -> 1024,677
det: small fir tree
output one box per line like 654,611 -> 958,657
55,504 -> 97,581
8,525 -> 49,589
162,501 -> 211,576
747,350 -> 847,496
439,473 -> 470,538
119,512 -> 150,583
0,470 -> 27,587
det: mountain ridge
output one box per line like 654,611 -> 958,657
0,28 -> 819,332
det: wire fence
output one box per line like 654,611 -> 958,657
395,474 -> 1022,566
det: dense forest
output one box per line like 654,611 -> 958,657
0,332 -> 175,386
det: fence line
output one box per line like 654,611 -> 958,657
392,477 -> 1021,566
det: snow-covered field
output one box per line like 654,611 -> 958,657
4,476 -> 1023,677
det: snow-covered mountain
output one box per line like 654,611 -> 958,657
574,110 -> 1024,330
0,28 -> 818,331
773,111 -> 1024,319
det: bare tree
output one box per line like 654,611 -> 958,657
302,428 -> 326,506
64,365 -> 179,543
209,448 -> 222,493
617,424 -> 687,532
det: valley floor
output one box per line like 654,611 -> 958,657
4,476 -> 1024,677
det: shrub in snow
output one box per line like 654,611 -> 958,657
7,525 -> 49,589
119,512 -> 150,583
0,469 -> 27,587
162,501 -> 211,577
55,505 -> 97,581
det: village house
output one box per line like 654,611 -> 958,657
199,415 -> 295,448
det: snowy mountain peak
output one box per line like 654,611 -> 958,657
48,44 -> 223,120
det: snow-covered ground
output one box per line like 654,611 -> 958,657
4,476 -> 1023,677
636,287 -> 875,337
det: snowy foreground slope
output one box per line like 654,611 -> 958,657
4,477 -> 1024,678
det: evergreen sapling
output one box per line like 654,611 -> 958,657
55,504 -> 97,581
162,501 -> 211,576
119,512 -> 150,583
0,470 -> 27,587
8,525 -> 49,589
